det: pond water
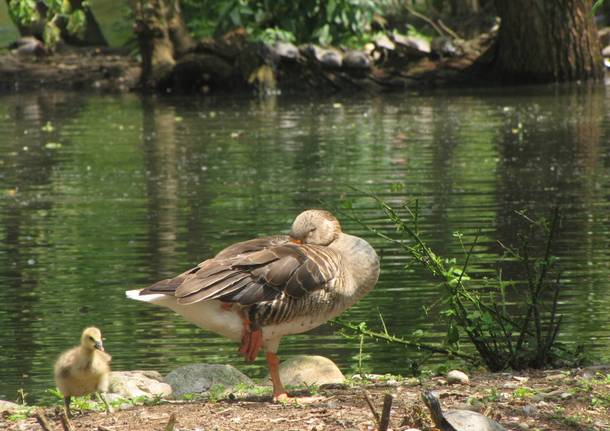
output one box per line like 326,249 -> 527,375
0,87 -> 609,403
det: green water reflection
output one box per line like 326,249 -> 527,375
0,87 -> 608,402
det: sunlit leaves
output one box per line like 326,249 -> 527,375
7,0 -> 90,47
182,0 -> 391,45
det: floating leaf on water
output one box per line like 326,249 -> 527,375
41,121 -> 55,132
45,142 -> 62,149
332,103 -> 342,108
175,116 -> 184,122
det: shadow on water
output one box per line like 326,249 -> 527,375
0,86 -> 608,402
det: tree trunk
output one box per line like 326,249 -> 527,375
61,0 -> 108,46
450,0 -> 480,16
132,0 -> 194,89
492,0 -> 604,83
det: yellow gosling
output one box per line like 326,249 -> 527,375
54,327 -> 113,417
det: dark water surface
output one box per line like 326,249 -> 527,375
0,87 -> 609,402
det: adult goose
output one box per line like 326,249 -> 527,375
126,209 -> 379,401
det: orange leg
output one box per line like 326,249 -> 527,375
265,352 -> 287,401
238,319 -> 263,363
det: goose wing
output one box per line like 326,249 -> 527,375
139,235 -> 341,306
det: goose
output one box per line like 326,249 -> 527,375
54,327 -> 113,417
126,209 -> 380,401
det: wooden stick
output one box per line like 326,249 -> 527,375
363,391 -> 380,426
164,413 -> 177,431
35,410 -> 56,431
379,393 -> 394,431
59,410 -> 75,431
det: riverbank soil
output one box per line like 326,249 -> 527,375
2,367 -> 609,430
0,46 -> 140,92
0,29 -> 492,94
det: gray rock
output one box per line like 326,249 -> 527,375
0,400 -> 20,413
301,45 -> 343,68
109,370 -> 172,399
447,369 -> 470,385
165,364 -> 253,397
319,49 -> 343,69
274,42 -> 299,60
431,36 -> 461,57
342,51 -> 372,70
392,34 -> 431,56
277,355 -> 345,387
522,404 -> 537,416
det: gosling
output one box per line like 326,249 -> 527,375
54,327 -> 113,417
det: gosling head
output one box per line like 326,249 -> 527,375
289,209 -> 342,246
80,327 -> 104,352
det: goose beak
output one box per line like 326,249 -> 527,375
94,341 -> 104,351
288,231 -> 302,244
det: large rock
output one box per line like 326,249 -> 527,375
165,364 -> 253,397
277,355 -> 345,387
0,400 -> 19,413
109,370 -> 172,399
447,369 -> 470,385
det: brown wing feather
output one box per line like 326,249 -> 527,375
140,235 -> 340,307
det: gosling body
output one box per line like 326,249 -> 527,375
54,327 -> 112,416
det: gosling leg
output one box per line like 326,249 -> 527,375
63,396 -> 72,418
97,392 -> 114,414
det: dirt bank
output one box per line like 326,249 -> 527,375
0,47 -> 140,93
2,366 -> 608,431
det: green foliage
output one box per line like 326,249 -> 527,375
182,0 -> 391,45
593,0 -> 606,14
207,384 -> 227,402
231,382 -> 272,397
340,191 -> 581,372
7,0 -> 89,47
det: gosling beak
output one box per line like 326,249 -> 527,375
94,341 -> 104,351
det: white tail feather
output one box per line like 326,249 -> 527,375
125,289 -> 169,304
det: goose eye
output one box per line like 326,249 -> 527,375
89,336 -> 95,341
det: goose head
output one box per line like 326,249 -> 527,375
81,327 -> 104,352
289,210 -> 342,246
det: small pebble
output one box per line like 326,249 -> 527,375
512,376 -> 529,383
522,404 -> 537,416
545,373 -> 565,381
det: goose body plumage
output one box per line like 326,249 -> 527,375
126,209 -> 380,400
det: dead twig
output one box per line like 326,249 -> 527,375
164,413 -> 177,431
363,391 -> 381,426
35,410 -> 56,431
379,394 -> 394,431
59,410 -> 75,431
